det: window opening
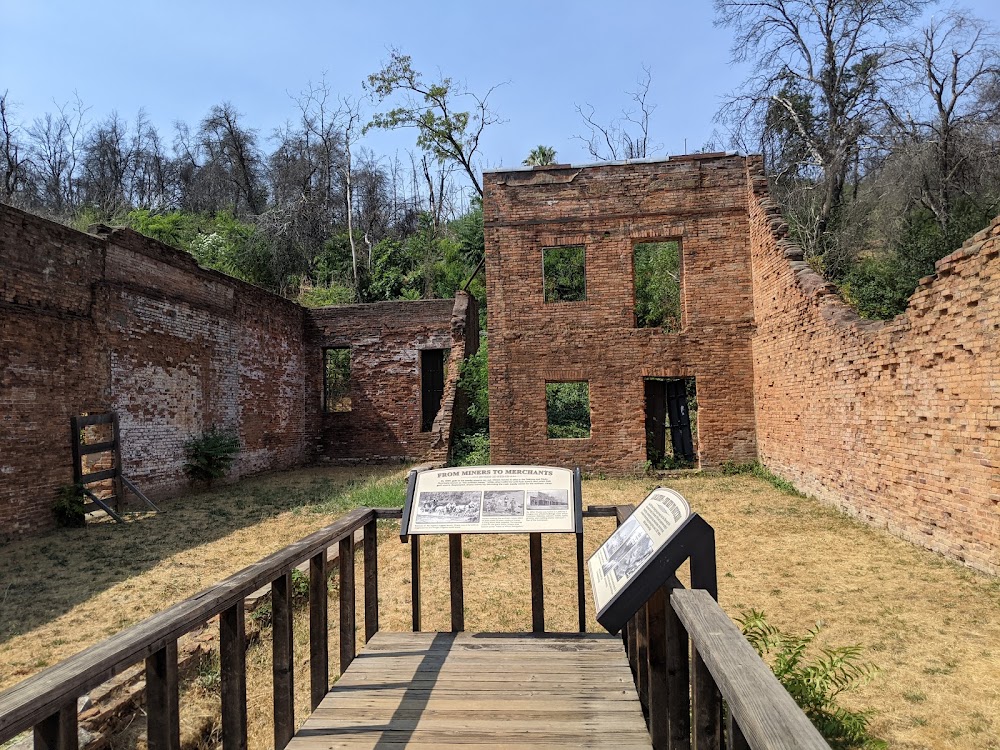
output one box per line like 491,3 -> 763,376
644,377 -> 697,468
421,348 -> 450,431
634,241 -> 681,330
546,381 -> 591,438
543,245 -> 586,302
323,348 -> 351,413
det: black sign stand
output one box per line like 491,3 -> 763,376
594,512 -> 717,635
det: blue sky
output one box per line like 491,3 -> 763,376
3,0 -> 1000,173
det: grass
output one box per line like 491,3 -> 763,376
1,469 -> 999,750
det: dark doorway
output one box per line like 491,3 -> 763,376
421,349 -> 449,432
644,377 -> 697,468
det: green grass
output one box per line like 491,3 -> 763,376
719,460 -> 805,496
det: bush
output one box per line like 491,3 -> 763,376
739,610 -> 886,749
183,427 -> 241,485
54,483 -> 86,528
452,430 -> 490,466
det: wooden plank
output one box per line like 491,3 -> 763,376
448,534 -> 464,632
75,413 -> 114,427
81,489 -> 124,524
111,412 -> 124,513
339,535 -> 356,674
144,640 -> 179,750
220,603 -> 247,750
78,441 -> 115,456
272,573 -> 295,750
309,552 -> 328,711
529,532 -> 544,633
665,580 -> 691,750
363,519 -> 378,642
32,703 -> 77,750
410,535 -> 421,632
671,590 -> 830,750
80,468 -> 117,484
636,603 -> 649,715
122,476 -> 159,512
69,417 -> 83,487
0,508 -> 373,743
727,711 -> 751,750
645,587 -> 668,749
575,532 -> 586,633
693,649 -> 721,750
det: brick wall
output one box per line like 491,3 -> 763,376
748,159 -> 1000,574
483,155 -> 758,472
1,204 -> 470,537
305,294 -> 476,463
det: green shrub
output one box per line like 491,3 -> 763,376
183,427 -> 241,485
54,483 -> 86,528
452,430 -> 490,466
739,610 -> 886,749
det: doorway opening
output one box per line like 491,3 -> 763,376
644,377 -> 698,468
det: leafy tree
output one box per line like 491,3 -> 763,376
523,145 -> 557,166
634,241 -> 681,330
365,49 -> 503,197
546,382 -> 591,439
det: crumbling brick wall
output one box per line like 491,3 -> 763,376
483,155 -> 758,472
305,293 -> 477,464
2,205 -> 473,538
749,158 -> 1000,574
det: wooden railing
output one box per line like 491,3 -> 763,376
1,503 -> 829,750
0,507 -> 379,750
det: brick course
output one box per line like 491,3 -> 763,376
748,157 -> 1000,574
1,204 -> 470,537
483,155 -> 758,472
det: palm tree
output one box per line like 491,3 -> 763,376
523,145 -> 557,166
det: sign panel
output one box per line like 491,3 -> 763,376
402,465 -> 579,535
589,487 -> 692,617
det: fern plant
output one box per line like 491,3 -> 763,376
183,427 -> 241,485
54,483 -> 86,527
738,610 -> 886,750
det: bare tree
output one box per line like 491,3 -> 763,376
714,0 -> 934,240
26,93 -> 89,213
0,91 -> 32,205
199,103 -> 266,215
575,65 -> 660,161
884,9 -> 1000,231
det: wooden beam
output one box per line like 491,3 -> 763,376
272,573 -> 294,750
410,536 -> 421,632
645,587 -> 668,749
529,533 -> 544,633
144,641 -> 179,750
309,552 -> 328,711
363,519 -> 379,642
448,534 -> 464,632
220,603 -> 247,750
339,535 -> 356,674
33,703 -> 76,750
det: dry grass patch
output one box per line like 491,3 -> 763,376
2,470 -> 998,750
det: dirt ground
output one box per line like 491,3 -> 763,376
1,468 -> 998,750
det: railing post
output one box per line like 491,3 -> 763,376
145,640 -> 180,750
410,535 -> 421,632
309,551 -> 329,710
529,532 -> 544,633
272,573 -> 295,750
33,702 -> 77,750
340,534 -> 356,673
726,711 -> 751,750
666,581 -> 691,750
690,526 -> 722,750
636,602 -> 650,716
220,602 -> 248,750
646,587 -> 668,749
448,534 -> 464,632
363,519 -> 379,641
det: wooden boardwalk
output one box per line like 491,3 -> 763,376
287,631 -> 653,749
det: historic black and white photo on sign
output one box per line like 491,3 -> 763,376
600,516 -> 655,581
415,491 -> 482,524
526,489 -> 569,509
482,490 -> 525,517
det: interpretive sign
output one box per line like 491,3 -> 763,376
400,465 -> 581,536
590,487 -> 713,633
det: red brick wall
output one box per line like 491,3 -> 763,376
305,294 -> 476,463
748,159 -> 1000,574
483,155 -> 758,472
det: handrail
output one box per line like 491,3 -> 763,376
0,506 -> 375,745
671,589 -> 830,750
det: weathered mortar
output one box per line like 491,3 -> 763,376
483,155 -> 758,472
0,204 -> 471,537
748,157 -> 1000,574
